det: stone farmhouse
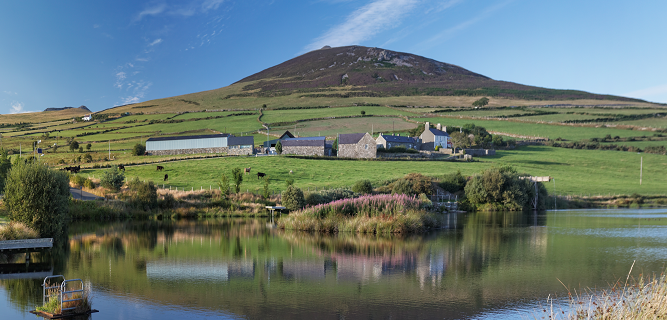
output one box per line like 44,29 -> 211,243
419,122 -> 450,150
228,136 -> 255,155
281,137 -> 332,156
376,133 -> 420,150
338,133 -> 376,159
262,130 -> 295,149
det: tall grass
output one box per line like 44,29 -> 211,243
537,262 -> 667,319
303,193 -> 423,219
0,222 -> 39,240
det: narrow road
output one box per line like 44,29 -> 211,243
69,187 -> 103,201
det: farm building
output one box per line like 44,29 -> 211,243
146,134 -> 231,156
419,122 -> 450,150
262,130 -> 295,148
338,133 -> 376,158
376,133 -> 420,150
281,137 -> 332,156
228,136 -> 255,155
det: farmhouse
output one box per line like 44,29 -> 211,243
419,122 -> 450,150
146,134 -> 231,156
376,133 -> 420,150
262,130 -> 295,149
338,133 -> 376,158
281,137 -> 331,156
82,114 -> 92,121
228,136 -> 255,155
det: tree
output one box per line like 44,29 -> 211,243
262,176 -> 270,199
472,97 -> 489,108
4,162 -> 70,237
282,185 -> 305,211
218,173 -> 230,198
83,154 -> 93,163
0,149 -> 12,193
231,167 -> 243,193
449,131 -> 469,151
285,178 -> 294,187
332,138 -> 338,156
360,110 -> 366,115
492,135 -> 504,147
86,143 -> 92,151
132,143 -> 146,156
69,140 -> 79,152
128,177 -> 158,211
440,170 -> 467,193
352,179 -> 373,194
101,165 -> 125,191
78,147 -> 83,153
275,140 -> 283,155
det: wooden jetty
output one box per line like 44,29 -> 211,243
0,238 -> 53,253
30,309 -> 99,319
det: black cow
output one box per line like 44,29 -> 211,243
118,164 -> 125,171
164,174 -> 168,181
157,165 -> 164,171
256,172 -> 266,180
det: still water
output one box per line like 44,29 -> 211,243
2,208 -> 667,319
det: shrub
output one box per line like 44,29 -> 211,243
0,148 -> 12,193
392,178 -> 413,195
305,193 -> 325,206
0,221 -> 39,240
78,147 -> 84,153
100,166 -> 125,191
275,140 -> 283,154
352,180 -> 373,194
4,162 -> 70,237
285,178 -> 294,187
83,178 -> 95,189
129,178 -> 158,210
86,143 -> 92,151
464,166 -> 547,211
70,174 -> 87,187
282,185 -> 305,211
232,167 -> 243,193
218,173 -> 230,198
262,176 -> 270,198
440,170 -> 467,193
159,193 -> 178,209
132,143 -> 146,156
83,154 -> 93,163
69,140 -> 79,151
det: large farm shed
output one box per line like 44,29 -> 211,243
146,134 -> 231,156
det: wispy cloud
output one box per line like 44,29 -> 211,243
134,3 -> 167,22
149,38 -> 163,46
425,0 -> 464,14
134,0 -> 226,22
10,101 -> 36,114
414,0 -> 512,51
3,91 -> 17,95
120,81 -> 152,105
304,0 -> 419,52
624,83 -> 667,101
93,24 -> 101,28
115,72 -> 127,89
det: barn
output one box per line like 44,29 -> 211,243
146,134 -> 230,155
338,133 -> 376,158
281,137 -> 331,156
228,136 -> 255,155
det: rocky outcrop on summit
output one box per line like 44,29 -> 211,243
44,105 -> 91,112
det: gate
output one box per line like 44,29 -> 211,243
41,275 -> 85,313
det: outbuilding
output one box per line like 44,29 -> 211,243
376,133 -> 420,150
228,136 -> 255,155
281,137 -> 331,156
146,134 -> 230,156
338,133 -> 376,158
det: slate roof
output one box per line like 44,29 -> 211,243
427,128 -> 449,136
279,131 -> 295,139
282,136 -> 326,147
146,134 -> 230,142
379,134 -> 418,143
228,136 -> 254,146
338,133 -> 366,145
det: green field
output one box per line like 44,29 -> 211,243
80,145 -> 666,196
273,116 -> 416,138
171,111 -> 256,120
261,106 -> 412,123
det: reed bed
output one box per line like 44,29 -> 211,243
279,194 -> 441,233
0,222 -> 39,240
537,263 -> 667,319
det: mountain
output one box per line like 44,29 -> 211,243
44,105 -> 91,112
232,45 -> 642,102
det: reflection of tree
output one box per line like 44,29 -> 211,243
1,279 -> 43,312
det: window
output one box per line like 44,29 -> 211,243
365,144 -> 368,149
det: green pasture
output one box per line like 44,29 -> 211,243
415,117 -> 644,140
80,145 -> 666,197
552,108 -> 665,115
599,140 -> 667,148
272,116 -> 416,138
171,111 -> 256,120
105,113 -> 177,123
432,109 -> 535,118
109,115 -> 261,135
261,106 -> 412,123
613,117 -> 667,128
518,113 -> 607,122
77,132 -> 155,142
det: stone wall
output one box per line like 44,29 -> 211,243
339,135 -> 377,158
464,149 -> 496,156
147,147 -> 228,156
227,147 -> 253,155
283,146 -> 324,156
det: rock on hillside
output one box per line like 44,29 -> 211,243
44,105 -> 91,112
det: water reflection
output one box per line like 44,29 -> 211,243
1,209 -> 665,319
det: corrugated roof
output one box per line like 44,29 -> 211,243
228,136 -> 254,146
379,134 -> 417,143
338,133 -> 366,145
282,136 -> 325,147
428,128 -> 449,136
146,134 -> 230,142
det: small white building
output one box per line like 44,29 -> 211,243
82,114 -> 92,121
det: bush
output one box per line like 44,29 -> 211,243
285,178 -> 294,187
232,167 -> 243,193
0,149 -> 12,193
305,188 -> 358,206
86,143 -> 92,151
0,222 -> 39,240
83,179 -> 95,189
464,166 -> 547,211
262,176 -> 270,199
218,173 -> 230,198
282,185 -> 305,211
159,193 -> 178,209
101,166 -> 125,191
69,140 -> 79,152
392,179 -> 413,195
440,170 -> 467,193
70,174 -> 87,187
4,162 -> 70,237
132,143 -> 146,156
352,180 -> 373,194
128,177 -> 157,210
83,154 -> 93,163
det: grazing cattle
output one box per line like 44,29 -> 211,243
157,165 -> 164,171
256,172 -> 266,180
164,174 -> 168,181
289,170 -> 293,175
118,164 -> 125,171
244,167 -> 251,174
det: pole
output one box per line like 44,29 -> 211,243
553,178 -> 556,210
109,140 -> 111,160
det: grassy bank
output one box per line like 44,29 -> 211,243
278,194 -> 443,233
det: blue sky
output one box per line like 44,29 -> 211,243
1,0 -> 666,114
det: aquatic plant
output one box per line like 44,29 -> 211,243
0,222 -> 39,240
303,193 -> 423,219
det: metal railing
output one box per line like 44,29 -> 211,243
41,276 -> 85,314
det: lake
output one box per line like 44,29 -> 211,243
2,208 -> 667,319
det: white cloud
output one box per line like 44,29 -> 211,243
149,38 -> 163,46
425,0 -> 463,14
119,81 -> 152,105
304,0 -> 419,52
3,91 -> 17,95
624,83 -> 667,101
201,0 -> 225,12
135,57 -> 149,62
9,101 -> 36,114
134,3 -> 167,22
115,72 -> 127,89
134,1 -> 226,21
93,24 -> 101,28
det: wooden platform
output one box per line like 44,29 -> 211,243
0,238 -> 53,252
30,309 -> 99,319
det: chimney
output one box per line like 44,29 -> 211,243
425,122 -> 430,130
444,126 -> 447,133
436,123 -> 442,131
